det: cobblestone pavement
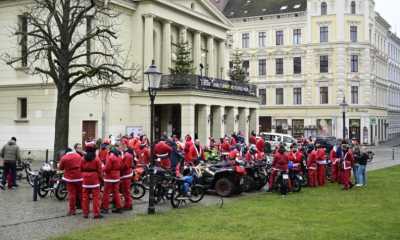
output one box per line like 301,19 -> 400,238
0,139 -> 399,240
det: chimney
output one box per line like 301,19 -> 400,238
210,0 -> 229,11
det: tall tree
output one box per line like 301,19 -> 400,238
3,0 -> 137,160
169,41 -> 195,75
229,49 -> 248,82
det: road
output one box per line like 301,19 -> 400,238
0,138 -> 399,240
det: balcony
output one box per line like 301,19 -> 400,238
160,75 -> 257,97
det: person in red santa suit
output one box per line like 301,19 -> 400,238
184,135 -> 194,164
316,144 -> 327,186
187,140 -> 205,165
307,146 -> 318,187
256,137 -> 265,153
288,144 -> 303,174
120,143 -> 134,211
341,145 -> 354,190
268,146 -> 289,190
245,145 -> 258,162
136,143 -> 150,166
98,140 -> 110,165
58,148 -> 83,216
81,142 -> 103,219
154,137 -> 173,170
330,146 -> 339,183
220,137 -> 231,160
249,131 -> 257,145
101,147 -> 123,214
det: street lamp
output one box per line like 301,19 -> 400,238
340,97 -> 348,140
144,60 -> 161,215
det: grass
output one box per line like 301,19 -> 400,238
54,166 -> 400,240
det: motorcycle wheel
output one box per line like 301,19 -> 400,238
55,181 -> 68,200
131,182 -> 146,200
292,177 -> 302,193
189,185 -> 205,203
26,172 -> 35,187
38,179 -> 49,198
214,177 -> 234,197
279,179 -> 288,195
243,175 -> 255,192
170,184 -> 186,208
255,177 -> 268,191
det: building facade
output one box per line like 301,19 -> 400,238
0,0 -> 259,153
214,0 -> 400,144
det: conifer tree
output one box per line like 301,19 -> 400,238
170,41 -> 195,75
229,50 -> 248,82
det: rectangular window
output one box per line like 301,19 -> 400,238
351,86 -> 359,104
276,88 -> 284,105
293,57 -> 301,74
293,29 -> 301,45
320,87 -> 329,104
17,98 -> 27,119
258,59 -> 266,76
276,30 -> 284,46
276,58 -> 283,75
351,55 -> 358,72
18,15 -> 28,67
293,88 -> 302,105
242,33 -> 250,48
350,26 -> 358,42
259,32 -> 266,48
259,89 -> 266,105
243,60 -> 250,76
320,55 -> 329,73
320,26 -> 329,43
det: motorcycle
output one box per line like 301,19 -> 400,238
37,161 -> 67,200
242,161 -> 268,192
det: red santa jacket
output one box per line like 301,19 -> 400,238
98,149 -> 108,164
249,136 -> 257,145
330,149 -> 339,164
120,151 -> 134,180
136,147 -> 150,165
316,148 -> 327,164
221,140 -> 231,154
154,141 -> 172,169
343,150 -> 354,170
81,157 -> 102,188
59,152 -> 82,183
307,150 -> 318,170
256,138 -> 265,152
272,152 -> 288,171
245,150 -> 264,162
103,152 -> 122,183
187,144 -> 205,164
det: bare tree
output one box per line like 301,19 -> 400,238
3,0 -> 138,160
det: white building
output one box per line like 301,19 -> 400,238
213,0 -> 400,144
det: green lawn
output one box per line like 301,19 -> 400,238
54,166 -> 400,240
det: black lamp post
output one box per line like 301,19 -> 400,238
144,60 -> 161,215
340,97 -> 348,140
199,63 -> 204,78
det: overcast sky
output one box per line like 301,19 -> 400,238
375,0 -> 400,33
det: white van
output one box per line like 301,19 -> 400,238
260,132 -> 297,151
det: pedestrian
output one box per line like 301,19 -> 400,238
352,146 -> 361,185
307,146 -> 318,187
81,142 -> 103,219
0,137 -> 21,190
120,141 -> 134,211
316,144 -> 327,186
101,147 -> 123,214
341,145 -> 354,190
268,146 -> 288,191
356,147 -> 369,187
58,148 -> 83,216
154,136 -> 173,169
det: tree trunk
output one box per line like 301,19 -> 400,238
53,90 -> 70,162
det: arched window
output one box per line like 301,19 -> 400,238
351,1 -> 356,14
321,2 -> 327,15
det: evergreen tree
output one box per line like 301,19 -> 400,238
229,50 -> 248,82
169,41 -> 195,75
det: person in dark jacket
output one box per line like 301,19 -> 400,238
1,137 -> 21,190
356,147 -> 369,187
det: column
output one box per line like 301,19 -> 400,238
212,106 -> 225,138
179,26 -> 187,43
225,107 -> 234,135
249,108 -> 259,137
162,20 -> 172,74
218,40 -> 226,79
144,14 -> 154,74
197,105 -> 211,145
207,36 -> 215,78
181,104 -> 195,138
193,31 -> 201,74
239,108 -> 249,143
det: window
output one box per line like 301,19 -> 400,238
321,2 -> 327,15
86,16 -> 93,64
276,30 -> 284,46
320,55 -> 329,73
293,88 -> 302,105
259,89 -> 266,105
242,33 -> 250,48
350,26 -> 358,42
320,26 -> 329,43
351,55 -> 358,73
351,86 -> 359,104
293,57 -> 301,74
276,88 -> 284,105
258,59 -> 266,76
17,98 -> 27,119
276,58 -> 283,75
259,32 -> 266,48
293,29 -> 301,45
351,1 -> 356,14
320,87 -> 329,104
18,14 -> 28,67
243,60 -> 250,76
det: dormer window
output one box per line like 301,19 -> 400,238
321,2 -> 327,15
280,6 -> 288,11
351,1 -> 356,14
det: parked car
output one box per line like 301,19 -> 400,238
260,132 -> 297,151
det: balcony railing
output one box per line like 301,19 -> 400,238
160,74 -> 257,97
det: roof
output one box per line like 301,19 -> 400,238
221,0 -> 307,19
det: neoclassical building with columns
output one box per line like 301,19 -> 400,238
0,0 -> 258,152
